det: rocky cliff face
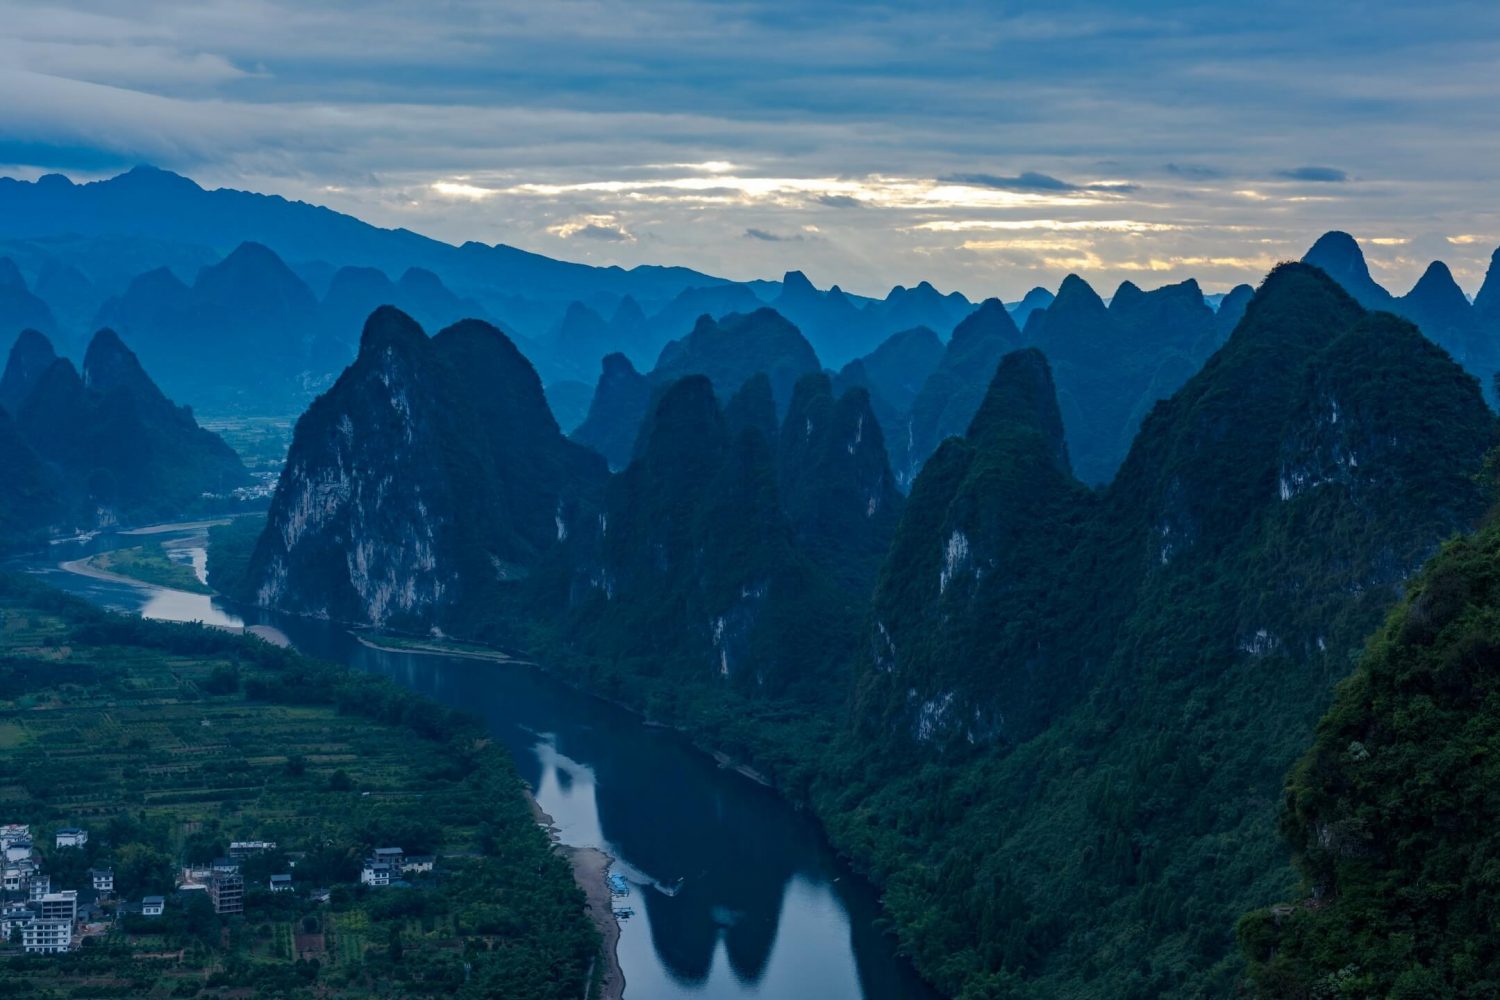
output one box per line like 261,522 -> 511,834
245,307 -> 605,627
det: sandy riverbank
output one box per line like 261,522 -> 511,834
55,556 -> 291,648
530,796 -> 625,1000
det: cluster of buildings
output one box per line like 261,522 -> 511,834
1,824 -> 111,954
359,846 -> 435,888
2,824 -> 438,956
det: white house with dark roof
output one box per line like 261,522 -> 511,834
54,827 -> 87,849
91,868 -> 114,895
141,896 -> 165,917
360,861 -> 393,887
400,855 -> 435,874
0,902 -> 32,938
2,859 -> 39,893
269,873 -> 293,893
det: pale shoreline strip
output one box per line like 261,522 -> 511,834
530,796 -> 626,1000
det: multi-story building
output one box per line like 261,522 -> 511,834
2,837 -> 32,864
90,868 -> 114,896
141,896 -> 165,917
2,858 -> 40,893
39,891 -> 78,923
27,873 -> 51,900
208,871 -> 243,915
360,861 -> 392,887
22,918 -> 72,954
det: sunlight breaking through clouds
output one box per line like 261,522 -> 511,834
4,0 -> 1500,295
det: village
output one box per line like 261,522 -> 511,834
1,821 -> 437,958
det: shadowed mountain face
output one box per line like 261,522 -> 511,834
1302,230 -> 1394,310
0,257 -> 60,358
1395,260 -> 1487,370
837,325 -> 944,416
242,307 -> 607,628
0,328 -> 249,533
836,263 -> 1494,998
0,327 -> 58,414
0,407 -> 56,543
96,242 -> 337,411
893,298 -> 1024,487
542,372 -> 892,704
1302,231 -> 1500,404
1022,274 -> 1222,485
573,308 -> 823,470
1008,286 -> 1055,327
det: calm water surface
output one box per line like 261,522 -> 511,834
20,525 -> 937,1000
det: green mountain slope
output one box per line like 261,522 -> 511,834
1239,507 -> 1500,997
818,263 -> 1494,999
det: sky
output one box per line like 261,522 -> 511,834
3,0 -> 1500,300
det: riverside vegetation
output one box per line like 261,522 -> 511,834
0,573 -> 597,999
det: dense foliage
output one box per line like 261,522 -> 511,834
1239,510 -> 1500,996
813,264 -> 1495,999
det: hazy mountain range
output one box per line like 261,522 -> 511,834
0,326 -> 250,542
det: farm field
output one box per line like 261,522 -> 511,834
0,573 -> 598,999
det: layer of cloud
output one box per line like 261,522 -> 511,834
1,1 -> 1499,297
1275,165 -> 1350,183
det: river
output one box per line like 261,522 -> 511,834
18,524 -> 939,1000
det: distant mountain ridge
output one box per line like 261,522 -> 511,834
0,167 -> 986,404
573,308 -> 824,469
1303,230 -> 1500,402
0,326 -> 249,538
